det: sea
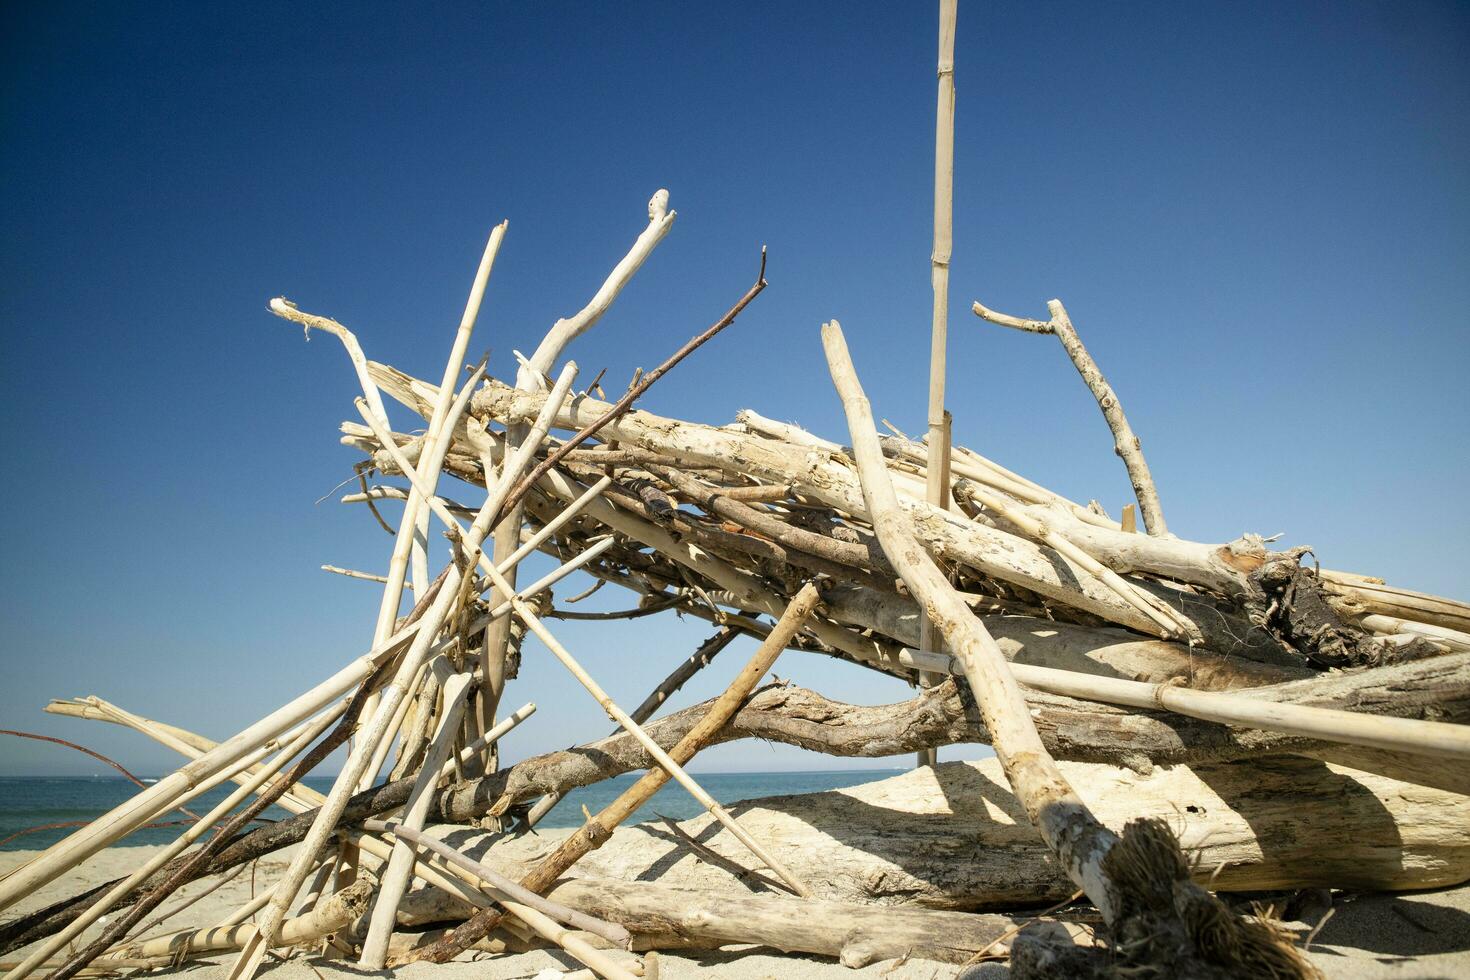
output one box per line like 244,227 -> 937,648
0,770 -> 905,852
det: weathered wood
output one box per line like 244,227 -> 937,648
390,872 -> 1027,967
451,754 -> 1470,910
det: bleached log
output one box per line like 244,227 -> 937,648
457,754 -> 1470,910
1321,573 -> 1470,634
390,872 -> 1025,967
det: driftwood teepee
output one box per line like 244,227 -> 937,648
4,6 -> 1469,979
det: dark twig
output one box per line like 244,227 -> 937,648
0,730 -> 201,823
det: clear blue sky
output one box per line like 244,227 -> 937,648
2,1 -> 1466,777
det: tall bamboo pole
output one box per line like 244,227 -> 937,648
919,0 -> 959,767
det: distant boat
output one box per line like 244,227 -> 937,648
142,778 -> 158,784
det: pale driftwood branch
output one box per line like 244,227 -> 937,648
470,377 -> 1203,640
484,558 -> 812,895
821,317 -> 1125,920
972,296 -> 1169,536
526,625 -> 744,829
110,879 -> 373,962
357,672 -> 473,968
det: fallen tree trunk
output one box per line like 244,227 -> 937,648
392,875 -> 1029,967
442,754 -> 1470,911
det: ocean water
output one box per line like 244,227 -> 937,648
0,770 -> 903,852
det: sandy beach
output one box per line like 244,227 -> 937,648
4,842 -> 1467,979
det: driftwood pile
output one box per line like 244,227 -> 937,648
1,187 -> 1468,980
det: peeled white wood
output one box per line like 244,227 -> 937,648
371,224 -> 505,643
895,647 -> 1470,760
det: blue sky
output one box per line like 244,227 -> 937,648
2,1 -> 1466,777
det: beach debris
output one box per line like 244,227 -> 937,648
4,7 -> 1470,979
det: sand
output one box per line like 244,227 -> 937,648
3,844 -> 1467,978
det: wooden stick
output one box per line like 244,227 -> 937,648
360,830 -> 638,979
408,583 -> 820,964
372,225 -> 504,608
355,401 -> 621,629
952,478 -> 1199,642
525,625 -> 741,828
493,567 -> 811,896
492,247 -> 768,534
358,672 -> 474,967
3,709 -> 340,980
108,879 -> 373,962
895,646 -> 1470,760
472,376 -> 1192,639
320,564 -> 389,584
363,821 -> 631,947
49,656 -> 398,980
821,318 -> 1129,919
476,190 -> 676,776
352,360 -> 484,780
973,297 -> 1168,536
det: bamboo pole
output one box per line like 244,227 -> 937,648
920,0 -> 958,768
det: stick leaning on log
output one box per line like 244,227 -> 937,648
402,581 -> 822,965
819,319 -> 1316,979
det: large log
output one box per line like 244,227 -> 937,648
392,876 -> 1028,967
445,754 -> 1470,911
